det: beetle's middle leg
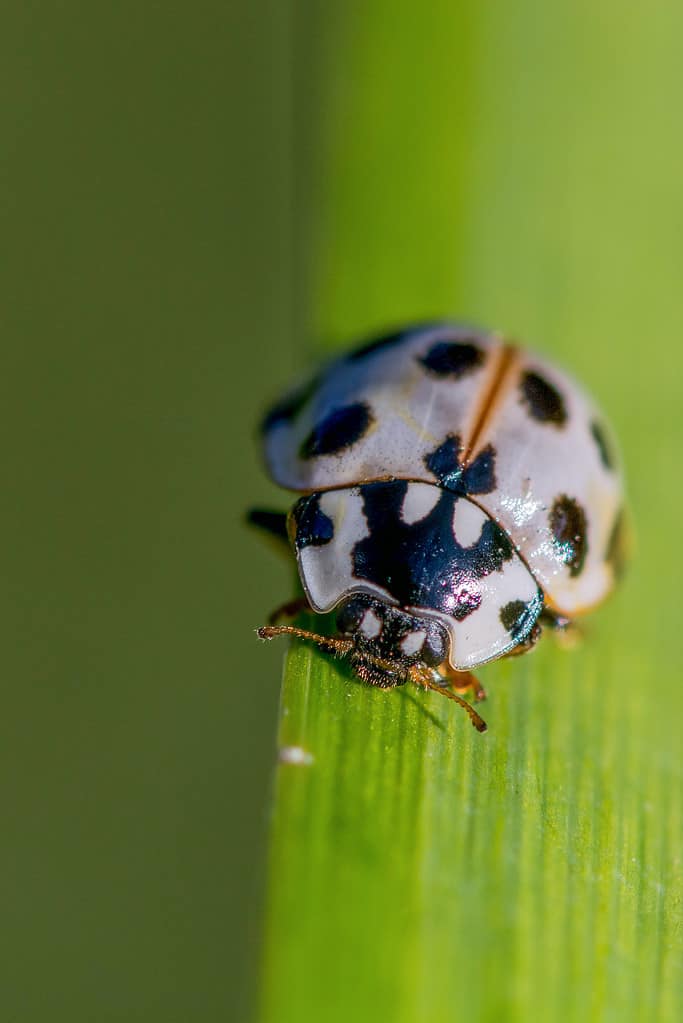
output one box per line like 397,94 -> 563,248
267,595 -> 312,625
539,608 -> 582,649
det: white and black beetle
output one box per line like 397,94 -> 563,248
251,323 -> 626,731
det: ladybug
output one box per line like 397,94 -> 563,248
251,323 -> 626,731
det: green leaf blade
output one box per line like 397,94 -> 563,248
259,3 -> 683,1020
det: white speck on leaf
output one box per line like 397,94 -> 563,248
279,745 -> 314,766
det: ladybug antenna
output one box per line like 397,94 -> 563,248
259,626 -> 487,732
257,624 -> 353,658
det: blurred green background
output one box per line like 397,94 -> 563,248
2,3 -> 682,1021
1,3 -> 292,1019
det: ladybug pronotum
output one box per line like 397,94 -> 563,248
251,323 -> 626,731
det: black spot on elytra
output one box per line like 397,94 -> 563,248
261,374 -> 320,433
423,434 -> 497,496
500,595 -> 544,643
520,371 -> 567,426
590,420 -> 615,471
291,493 -> 334,548
419,341 -> 485,379
549,494 -> 588,577
500,600 -> 528,635
299,402 -> 373,459
352,482 -> 514,621
606,507 -> 628,580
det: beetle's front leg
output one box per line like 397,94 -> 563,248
410,666 -> 487,732
433,662 -> 487,702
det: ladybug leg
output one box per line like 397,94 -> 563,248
540,608 -> 582,649
410,666 -> 487,733
267,596 -> 312,625
434,662 -> 487,702
246,508 -> 289,549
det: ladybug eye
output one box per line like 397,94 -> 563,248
336,597 -> 367,635
421,627 -> 447,667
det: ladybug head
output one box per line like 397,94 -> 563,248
335,593 -> 448,677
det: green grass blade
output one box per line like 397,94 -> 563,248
259,4 -> 682,1021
